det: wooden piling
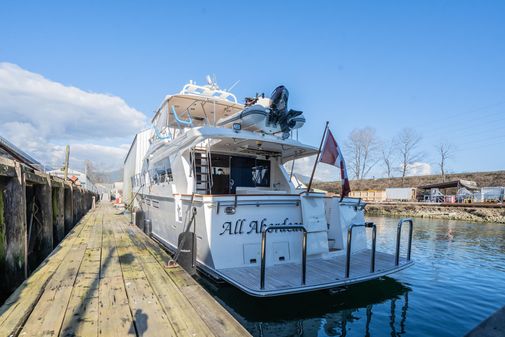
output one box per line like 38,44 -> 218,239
1,168 -> 27,295
0,156 -> 97,304
52,182 -> 65,244
34,180 -> 53,259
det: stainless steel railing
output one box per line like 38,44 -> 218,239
395,218 -> 414,266
345,222 -> 377,278
260,225 -> 307,290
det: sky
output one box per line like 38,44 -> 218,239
0,1 -> 504,179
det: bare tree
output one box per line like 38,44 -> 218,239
84,160 -> 107,183
381,139 -> 396,178
395,128 -> 423,184
345,127 -> 380,180
437,142 -> 454,182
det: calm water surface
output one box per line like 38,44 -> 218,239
198,216 -> 505,337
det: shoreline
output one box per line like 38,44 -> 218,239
365,202 -> 505,224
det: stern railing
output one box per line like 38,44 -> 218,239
395,218 -> 414,265
260,225 -> 307,290
345,222 -> 377,278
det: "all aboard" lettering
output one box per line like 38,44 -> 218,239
219,218 -> 303,235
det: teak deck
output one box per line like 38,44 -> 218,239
0,203 -> 250,337
220,250 -> 410,296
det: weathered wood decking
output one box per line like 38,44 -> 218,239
0,203 -> 250,337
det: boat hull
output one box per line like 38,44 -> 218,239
140,193 -> 413,297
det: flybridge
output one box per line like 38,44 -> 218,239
151,79 -> 305,142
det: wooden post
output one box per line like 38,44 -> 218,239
63,185 -> 73,234
52,183 -> 65,244
35,178 -> 53,256
65,185 -> 75,232
63,145 -> 70,181
72,186 -> 80,224
1,163 -> 27,290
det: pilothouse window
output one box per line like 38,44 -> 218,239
150,157 -> 173,184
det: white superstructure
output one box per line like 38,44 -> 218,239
128,78 -> 414,297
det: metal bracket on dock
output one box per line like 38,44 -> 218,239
260,225 -> 307,290
395,218 -> 414,266
345,222 -> 377,278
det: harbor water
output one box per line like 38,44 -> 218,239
198,216 -> 505,337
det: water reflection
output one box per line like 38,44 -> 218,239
198,216 -> 505,337
198,276 -> 411,337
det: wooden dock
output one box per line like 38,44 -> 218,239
0,203 -> 250,337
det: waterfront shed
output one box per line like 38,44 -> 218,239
418,180 -> 478,203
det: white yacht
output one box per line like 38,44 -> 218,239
130,78 -> 414,297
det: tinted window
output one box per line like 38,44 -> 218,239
230,156 -> 270,193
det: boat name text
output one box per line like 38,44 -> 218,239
219,218 -> 303,235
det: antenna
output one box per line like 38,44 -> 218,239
227,79 -> 240,92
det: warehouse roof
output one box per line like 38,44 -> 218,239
418,179 -> 478,190
0,135 -> 44,170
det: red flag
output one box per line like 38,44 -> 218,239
319,130 -> 351,198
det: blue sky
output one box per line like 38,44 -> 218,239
1,1 -> 504,176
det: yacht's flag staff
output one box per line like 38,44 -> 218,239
319,128 -> 351,199
306,121 -> 329,193
306,122 -> 351,199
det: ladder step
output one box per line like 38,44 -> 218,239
193,149 -> 211,194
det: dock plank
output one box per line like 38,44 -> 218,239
98,276 -> 136,337
60,273 -> 100,337
0,211 -> 95,337
118,226 -> 214,337
18,243 -> 87,336
0,203 -> 250,337
124,222 -> 251,337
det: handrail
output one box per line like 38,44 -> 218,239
180,83 -> 238,103
345,222 -> 377,278
395,218 -> 414,265
171,105 -> 193,128
260,225 -> 307,290
153,125 -> 172,140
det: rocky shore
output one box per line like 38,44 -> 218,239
366,203 -> 505,224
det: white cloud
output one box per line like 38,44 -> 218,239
406,162 -> 432,176
285,155 -> 341,182
287,157 -> 433,182
0,63 -> 146,171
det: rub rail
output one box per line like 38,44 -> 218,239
260,225 -> 307,290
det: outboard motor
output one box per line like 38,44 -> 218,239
268,86 -> 304,139
270,85 -> 289,116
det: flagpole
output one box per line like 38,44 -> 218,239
306,121 -> 329,193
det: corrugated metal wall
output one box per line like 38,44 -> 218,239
123,128 -> 152,206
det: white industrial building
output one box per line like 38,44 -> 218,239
123,128 -> 152,207
48,168 -> 98,193
474,187 -> 505,203
385,187 -> 417,201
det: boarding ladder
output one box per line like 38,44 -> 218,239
192,147 -> 213,194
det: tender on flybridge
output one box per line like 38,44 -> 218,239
126,78 -> 413,297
